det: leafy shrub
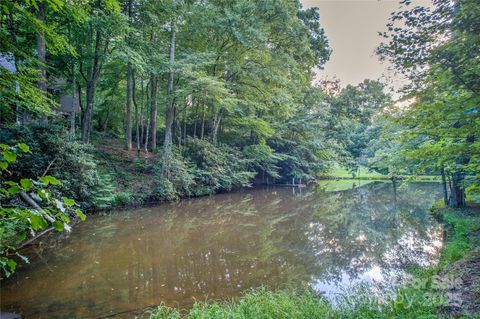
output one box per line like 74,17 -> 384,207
163,149 -> 196,196
150,148 -> 195,200
268,137 -> 323,183
183,139 -> 254,194
1,143 -> 85,277
0,123 -> 101,209
152,175 -> 178,201
150,140 -> 255,200
112,191 -> 135,206
242,144 -> 282,178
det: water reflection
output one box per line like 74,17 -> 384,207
0,182 -> 442,318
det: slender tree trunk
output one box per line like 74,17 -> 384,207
193,100 -> 198,138
70,63 -> 76,138
31,1 -> 47,123
183,106 -> 187,144
200,104 -> 205,139
7,6 -> 21,125
125,0 -> 133,150
132,69 -> 140,154
70,110 -> 76,140
441,166 -> 448,206
37,2 -> 46,94
139,78 -> 145,148
125,62 -> 133,150
149,74 -> 158,151
77,81 -> 83,123
448,171 -> 466,208
211,107 -> 224,144
81,28 -> 104,144
144,79 -> 150,153
162,19 -> 176,177
144,115 -> 150,153
176,118 -> 181,147
82,81 -> 96,144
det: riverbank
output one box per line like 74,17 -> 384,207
149,204 -> 480,318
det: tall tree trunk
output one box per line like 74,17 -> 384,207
183,106 -> 187,144
124,0 -> 133,150
125,62 -> 133,150
200,104 -> 205,139
193,100 -> 198,138
77,81 -> 83,125
82,81 -> 96,144
162,19 -> 176,177
132,69 -> 140,153
441,166 -> 448,206
211,107 -> 224,144
37,3 -> 46,92
448,171 -> 465,208
144,115 -> 150,153
139,77 -> 145,148
32,1 -> 47,123
7,6 -> 21,125
70,63 -> 76,138
149,74 -> 158,151
81,28 -> 105,144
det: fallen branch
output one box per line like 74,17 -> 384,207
41,158 -> 57,177
20,191 -> 55,223
16,226 -> 54,249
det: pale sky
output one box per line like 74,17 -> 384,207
301,0 -> 432,92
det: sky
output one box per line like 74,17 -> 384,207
301,0 -> 431,92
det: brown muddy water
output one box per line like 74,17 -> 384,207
0,181 -> 443,318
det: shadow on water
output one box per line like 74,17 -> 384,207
0,182 -> 443,318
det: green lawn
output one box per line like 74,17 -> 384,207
319,165 -> 441,182
316,179 -> 379,192
325,165 -> 386,179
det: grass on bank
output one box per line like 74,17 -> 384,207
150,204 -> 480,319
319,165 -> 441,182
321,165 -> 386,179
316,179 -> 381,192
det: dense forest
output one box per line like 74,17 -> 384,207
0,0 -> 479,309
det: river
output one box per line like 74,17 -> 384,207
0,181 -> 443,318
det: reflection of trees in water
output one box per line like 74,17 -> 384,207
284,182 -> 442,284
0,183 -> 442,318
116,182 -> 442,307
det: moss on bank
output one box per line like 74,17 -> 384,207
149,205 -> 480,319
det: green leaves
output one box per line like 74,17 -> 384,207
0,257 -> 17,278
75,209 -> 86,221
39,175 -> 61,186
20,179 -> 34,190
17,143 -> 30,153
5,181 -> 21,195
1,143 -> 86,277
62,197 -> 75,207
52,220 -> 64,231
0,143 -> 31,172
30,214 -> 48,231
2,150 -> 17,163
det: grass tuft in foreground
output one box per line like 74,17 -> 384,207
150,289 -> 333,319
